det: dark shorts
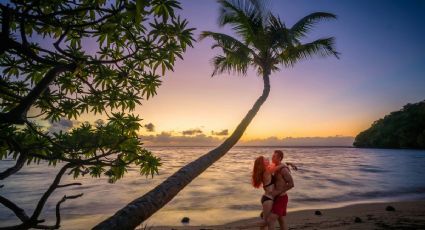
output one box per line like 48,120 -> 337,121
271,194 -> 288,216
261,195 -> 273,204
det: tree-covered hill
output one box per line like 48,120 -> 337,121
354,100 -> 425,149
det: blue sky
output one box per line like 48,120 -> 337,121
8,0 -> 424,145
131,0 -> 425,143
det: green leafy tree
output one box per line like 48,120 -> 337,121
94,1 -> 338,229
0,0 -> 194,229
354,100 -> 425,149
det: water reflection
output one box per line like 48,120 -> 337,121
1,147 -> 425,228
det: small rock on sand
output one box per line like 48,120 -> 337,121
314,210 -> 322,216
181,217 -> 190,223
354,217 -> 362,223
386,205 -> 395,211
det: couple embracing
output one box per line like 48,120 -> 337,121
252,150 -> 296,230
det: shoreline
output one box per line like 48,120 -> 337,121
151,200 -> 425,229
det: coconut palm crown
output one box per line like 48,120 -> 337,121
200,0 -> 339,78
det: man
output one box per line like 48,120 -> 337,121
267,150 -> 294,230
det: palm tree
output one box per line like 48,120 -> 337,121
94,1 -> 339,229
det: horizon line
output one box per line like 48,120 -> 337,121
144,145 -> 355,148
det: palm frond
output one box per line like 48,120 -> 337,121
267,14 -> 292,51
278,37 -> 340,67
211,52 -> 251,77
199,31 -> 254,55
203,3 -> 339,76
248,0 -> 272,24
290,12 -> 337,38
217,0 -> 263,45
200,32 -> 254,75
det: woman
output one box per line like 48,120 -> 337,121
252,156 -> 296,229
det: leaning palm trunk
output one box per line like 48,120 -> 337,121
93,73 -> 270,230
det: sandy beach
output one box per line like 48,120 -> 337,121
151,200 -> 425,229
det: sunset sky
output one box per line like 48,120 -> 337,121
76,0 -> 425,145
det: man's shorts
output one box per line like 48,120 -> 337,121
271,194 -> 288,216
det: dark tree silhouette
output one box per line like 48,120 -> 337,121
354,100 -> 425,149
0,0 -> 194,229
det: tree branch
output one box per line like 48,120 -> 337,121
57,183 -> 82,188
0,87 -> 24,101
0,164 -> 74,230
0,63 -> 77,124
19,9 -> 29,46
86,46 -> 140,65
0,154 -> 27,180
1,4 -> 10,36
17,5 -> 118,20
68,8 -> 123,28
0,4 -> 11,55
29,163 -> 71,223
3,38 -> 60,66
53,27 -> 80,60
33,193 -> 83,230
75,74 -> 97,93
0,195 -> 30,222
24,120 -> 65,150
53,193 -> 83,228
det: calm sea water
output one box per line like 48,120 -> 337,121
1,147 -> 425,228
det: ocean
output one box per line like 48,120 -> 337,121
1,147 -> 425,228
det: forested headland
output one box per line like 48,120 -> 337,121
354,100 -> 425,149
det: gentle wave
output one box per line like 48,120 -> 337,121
1,147 -> 425,228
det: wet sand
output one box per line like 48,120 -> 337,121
151,200 -> 425,229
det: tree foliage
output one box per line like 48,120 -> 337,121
354,100 -> 425,149
0,0 -> 194,228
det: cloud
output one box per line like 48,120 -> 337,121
211,129 -> 229,136
182,128 -> 203,136
48,118 -> 79,133
140,132 -> 354,147
144,123 -> 155,132
239,136 -> 355,147
141,132 -> 223,146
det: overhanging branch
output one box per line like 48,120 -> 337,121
0,63 -> 77,124
0,154 -> 27,180
0,4 -> 11,55
33,193 -> 83,230
29,163 -> 72,224
4,38 -> 60,66
57,183 -> 82,188
0,195 -> 30,222
1,4 -> 11,35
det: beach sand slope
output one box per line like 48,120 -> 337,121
152,200 -> 425,229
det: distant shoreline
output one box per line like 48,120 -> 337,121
151,200 -> 425,230
145,145 -> 355,148
145,145 -> 425,150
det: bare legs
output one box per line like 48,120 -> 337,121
260,200 -> 273,230
267,213 -> 277,229
267,213 -> 287,230
278,216 -> 287,230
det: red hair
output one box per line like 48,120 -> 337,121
252,156 -> 266,188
